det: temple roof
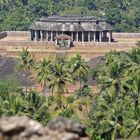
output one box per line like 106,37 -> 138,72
36,15 -> 107,22
29,16 -> 112,31
54,34 -> 71,40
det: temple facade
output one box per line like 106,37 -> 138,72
29,16 -> 113,43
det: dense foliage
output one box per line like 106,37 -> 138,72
0,0 -> 140,32
90,48 -> 140,139
1,46 -> 140,139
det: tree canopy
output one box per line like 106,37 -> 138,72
0,0 -> 140,32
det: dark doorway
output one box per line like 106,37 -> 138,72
64,31 -> 71,36
96,32 -> 99,42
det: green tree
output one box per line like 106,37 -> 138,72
23,91 -> 50,125
36,58 -> 52,95
49,57 -> 71,96
16,48 -> 35,94
69,54 -> 89,90
90,48 -> 140,140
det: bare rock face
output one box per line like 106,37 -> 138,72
0,116 -> 89,140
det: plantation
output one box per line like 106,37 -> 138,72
0,45 -> 140,139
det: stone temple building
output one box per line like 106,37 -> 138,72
29,16 -> 113,43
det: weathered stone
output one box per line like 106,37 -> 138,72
47,118 -> 87,137
58,132 -> 79,140
0,116 -> 45,139
0,116 -> 89,140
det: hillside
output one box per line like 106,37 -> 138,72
0,0 -> 140,32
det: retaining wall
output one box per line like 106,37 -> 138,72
113,33 -> 140,38
0,38 -> 137,47
0,41 -> 136,50
6,31 -> 30,37
75,42 -> 136,48
2,50 -> 104,61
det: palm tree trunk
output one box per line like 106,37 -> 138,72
80,79 -> 83,97
43,82 -> 46,96
25,71 -> 28,94
42,85 -> 45,96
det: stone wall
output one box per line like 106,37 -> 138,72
113,32 -> 140,38
0,40 -> 48,47
0,116 -> 89,140
6,31 -> 30,37
75,42 -> 136,47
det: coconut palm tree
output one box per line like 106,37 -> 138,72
47,94 -> 91,124
23,91 -> 50,125
129,48 -> 140,65
90,49 -> 140,140
0,90 -> 25,116
69,54 -> 89,90
48,57 -> 72,97
16,47 -> 35,94
36,58 -> 52,95
92,51 -> 132,99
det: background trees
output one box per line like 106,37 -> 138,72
0,0 -> 139,32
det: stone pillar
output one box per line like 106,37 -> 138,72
34,30 -> 38,41
99,32 -> 102,42
51,31 -> 53,42
40,31 -> 43,41
109,31 -> 112,42
76,32 -> 78,41
71,32 -> 73,41
82,32 -> 84,42
88,32 -> 91,42
68,39 -> 71,48
94,32 -> 96,42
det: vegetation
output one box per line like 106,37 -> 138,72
1,47 -> 140,139
90,49 -> 140,139
0,0 -> 140,32
16,47 -> 35,94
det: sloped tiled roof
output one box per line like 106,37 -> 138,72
54,34 -> 72,40
29,16 -> 112,31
